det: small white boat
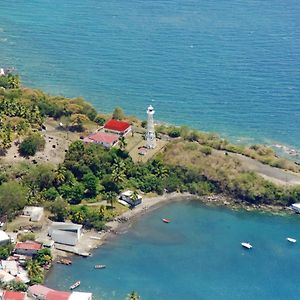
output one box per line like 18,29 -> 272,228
241,242 -> 252,249
95,264 -> 106,269
70,281 -> 80,290
287,237 -> 297,243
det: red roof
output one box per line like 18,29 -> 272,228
45,291 -> 71,300
15,242 -> 42,251
86,132 -> 119,145
104,119 -> 130,132
3,291 -> 26,300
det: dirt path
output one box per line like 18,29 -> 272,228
230,152 -> 300,185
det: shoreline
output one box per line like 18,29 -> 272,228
53,192 -> 293,262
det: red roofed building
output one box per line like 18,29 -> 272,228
45,290 -> 71,300
3,291 -> 26,300
104,119 -> 131,136
83,132 -> 119,148
14,241 -> 42,256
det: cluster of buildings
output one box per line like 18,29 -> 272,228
84,105 -> 157,151
0,284 -> 93,300
28,285 -> 92,300
84,119 -> 132,148
0,240 -> 42,286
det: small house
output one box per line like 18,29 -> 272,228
14,242 -> 42,256
83,132 -> 119,148
104,119 -> 131,136
120,190 -> 142,207
0,270 -> 15,283
28,284 -> 54,300
1,261 -> 18,276
0,231 -> 10,245
23,207 -> 44,222
45,291 -> 71,300
292,203 -> 300,213
2,291 -> 27,300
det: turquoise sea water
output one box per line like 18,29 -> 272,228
46,201 -> 300,300
1,0 -> 300,148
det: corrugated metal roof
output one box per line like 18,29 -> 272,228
51,230 -> 78,246
3,291 -> 26,300
15,242 -> 42,250
104,119 -> 130,132
45,291 -> 71,300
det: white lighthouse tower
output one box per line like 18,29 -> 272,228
146,105 -> 156,149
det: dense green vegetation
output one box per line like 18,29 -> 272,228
1,74 -> 300,232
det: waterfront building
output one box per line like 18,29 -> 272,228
292,203 -> 300,213
48,222 -> 82,246
28,285 -> 92,300
28,284 -> 54,299
83,132 -> 119,148
45,291 -> 71,300
104,119 -> 131,136
146,105 -> 156,149
120,190 -> 142,207
14,242 -> 42,256
1,291 -> 26,300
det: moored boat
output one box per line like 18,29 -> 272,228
241,242 -> 252,249
162,218 -> 171,223
70,281 -> 80,290
287,237 -> 297,243
95,264 -> 106,269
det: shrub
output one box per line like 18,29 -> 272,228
19,133 -> 45,157
18,233 -> 35,242
200,146 -> 212,155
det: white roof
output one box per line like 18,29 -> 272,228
69,292 -> 93,300
292,203 -> 300,208
0,231 -> 10,242
0,270 -> 15,283
121,190 -> 133,197
118,199 -> 130,207
1,260 -> 18,276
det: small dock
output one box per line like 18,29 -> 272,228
55,244 -> 91,257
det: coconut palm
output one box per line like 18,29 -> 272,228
119,136 -> 127,151
111,158 -> 126,184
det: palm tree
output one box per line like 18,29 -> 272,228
106,192 -> 117,208
54,166 -> 66,186
131,190 -> 139,203
151,159 -> 168,178
125,291 -> 140,300
111,158 -> 126,184
119,136 -> 127,151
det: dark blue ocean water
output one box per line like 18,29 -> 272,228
1,0 -> 300,147
45,201 -> 300,300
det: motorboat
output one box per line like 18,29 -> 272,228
95,264 -> 106,269
287,237 -> 297,243
241,242 -> 252,249
162,218 -> 171,223
70,281 -> 80,290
